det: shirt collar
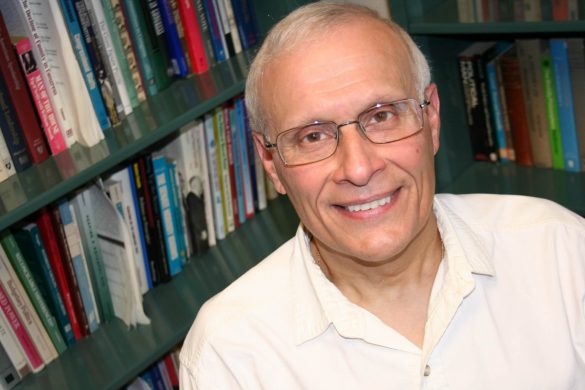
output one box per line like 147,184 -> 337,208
290,195 -> 496,346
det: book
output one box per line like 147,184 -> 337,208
499,45 -> 534,166
13,223 -> 76,347
84,0 -> 134,116
539,41 -> 564,170
0,341 -> 21,389
0,281 -> 43,373
56,199 -> 101,334
157,0 -> 189,77
194,0 -> 217,66
0,132 -> 15,184
0,70 -> 32,173
215,0 -> 242,57
202,0 -> 228,62
58,0 -> 112,130
50,204 -> 90,339
0,12 -> 48,165
567,38 -> 585,172
235,97 -> 255,219
0,242 -> 57,366
0,232 -> 67,355
458,41 -> 499,162
230,0 -> 259,50
106,167 -> 152,293
516,39 -> 553,168
203,113 -> 226,240
34,209 -> 83,342
550,38 -> 580,172
224,104 -> 242,227
0,303 -> 30,379
107,0 -> 147,105
214,106 -> 235,233
192,120 -> 216,248
177,0 -> 209,74
71,187 -> 115,323
142,0 -> 174,91
167,159 -> 189,262
151,154 -> 184,276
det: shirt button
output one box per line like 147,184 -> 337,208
424,365 -> 431,377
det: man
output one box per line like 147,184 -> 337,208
180,3 -> 585,389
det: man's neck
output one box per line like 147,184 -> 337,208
311,216 -> 443,347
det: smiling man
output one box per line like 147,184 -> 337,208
180,3 -> 585,389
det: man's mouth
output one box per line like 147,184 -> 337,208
345,194 -> 392,213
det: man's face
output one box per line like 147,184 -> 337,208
255,20 -> 441,263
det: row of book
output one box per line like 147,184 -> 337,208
457,0 -> 583,23
0,94 -> 276,384
458,38 -> 585,172
125,346 -> 181,390
0,0 -> 258,184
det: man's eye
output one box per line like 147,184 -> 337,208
370,110 -> 394,124
300,131 -> 328,143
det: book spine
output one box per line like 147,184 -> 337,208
50,205 -> 90,338
144,155 -> 171,282
57,201 -> 101,333
71,190 -> 115,322
204,114 -> 225,239
0,244 -> 56,366
231,0 -> 258,50
486,57 -> 510,162
0,72 -> 32,173
235,98 -> 254,218
86,0 -> 133,116
177,0 -> 209,74
213,0 -> 236,57
0,13 -> 48,164
122,0 -> 159,96
192,120 -> 216,247
214,106 -> 234,233
34,210 -> 82,342
0,232 -> 67,354
224,105 -> 242,227
142,0 -> 173,91
0,304 -> 30,378
229,104 -> 246,225
152,155 -> 183,275
220,0 -> 243,55
156,0 -> 189,77
194,0 -> 217,66
0,131 -> 14,183
202,0 -> 227,62
0,283 -> 43,373
167,159 -> 189,263
567,38 -> 585,171
0,340 -> 22,388
242,99 -> 262,211
109,0 -> 147,104
13,39 -> 66,156
540,44 -> 564,169
550,38 -> 580,172
17,224 -> 76,346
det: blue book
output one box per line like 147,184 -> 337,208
13,224 -> 76,346
57,199 -> 100,333
230,105 -> 246,225
58,0 -> 111,129
550,39 -> 581,172
167,159 -> 188,265
230,0 -> 258,50
152,155 -> 183,275
486,42 -> 513,163
0,72 -> 32,172
235,98 -> 254,218
156,0 -> 189,77
202,0 -> 227,61
242,99 -> 259,211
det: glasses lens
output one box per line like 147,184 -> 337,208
277,122 -> 338,165
359,99 -> 423,143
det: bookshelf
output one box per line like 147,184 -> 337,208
5,1 -> 308,388
389,0 -> 585,216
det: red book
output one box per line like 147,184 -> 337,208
34,208 -> 83,341
552,0 -> 569,20
163,354 -> 179,388
177,0 -> 209,74
0,281 -> 43,372
0,13 -> 50,163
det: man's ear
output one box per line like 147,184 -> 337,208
252,133 -> 287,195
424,83 -> 441,155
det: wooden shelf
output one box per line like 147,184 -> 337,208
15,196 -> 299,390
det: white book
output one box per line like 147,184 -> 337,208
220,0 -> 242,54
90,182 -> 149,327
0,308 -> 29,379
204,114 -> 226,240
0,133 -> 15,184
85,0 -> 132,116
19,0 -> 104,147
192,120 -> 216,247
0,245 -> 57,365
106,169 -> 150,294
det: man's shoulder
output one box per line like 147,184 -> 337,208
436,193 -> 584,230
180,236 -> 297,366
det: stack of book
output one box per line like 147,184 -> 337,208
0,89 -> 274,386
457,38 -> 585,172
457,0 -> 583,22
0,0 -> 258,184
126,346 -> 181,390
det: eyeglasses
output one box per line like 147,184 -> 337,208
263,98 -> 430,166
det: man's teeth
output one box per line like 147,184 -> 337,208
346,195 -> 391,212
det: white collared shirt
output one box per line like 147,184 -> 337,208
180,194 -> 585,389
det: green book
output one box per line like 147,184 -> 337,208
0,232 -> 67,354
71,187 -> 115,323
540,45 -> 564,170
